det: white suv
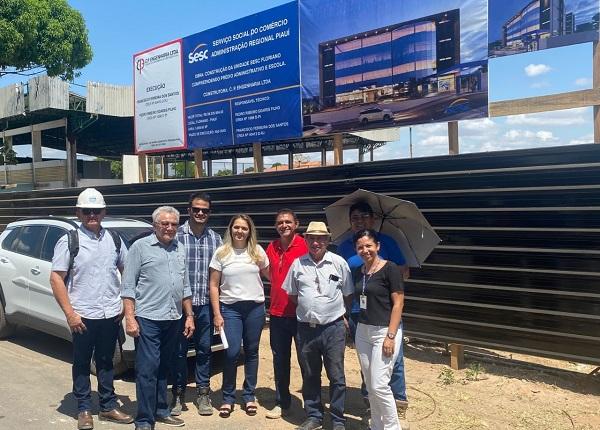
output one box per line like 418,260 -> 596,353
0,216 -> 152,374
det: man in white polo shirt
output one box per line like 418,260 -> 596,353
50,188 -> 133,430
282,221 -> 353,430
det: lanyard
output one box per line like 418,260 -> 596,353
362,258 -> 380,295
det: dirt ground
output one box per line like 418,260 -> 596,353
179,328 -> 600,430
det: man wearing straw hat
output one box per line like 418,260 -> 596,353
282,221 -> 353,430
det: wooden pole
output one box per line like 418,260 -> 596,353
333,134 -> 343,165
593,41 -> 600,143
449,344 -> 465,370
253,142 -> 264,172
448,121 -> 459,155
193,150 -> 203,178
138,153 -> 147,183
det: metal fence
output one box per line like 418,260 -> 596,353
1,143 -> 599,364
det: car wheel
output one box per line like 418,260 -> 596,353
90,341 -> 128,378
383,114 -> 391,121
0,295 -> 15,339
361,117 -> 369,124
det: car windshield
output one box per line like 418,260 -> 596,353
110,227 -> 152,247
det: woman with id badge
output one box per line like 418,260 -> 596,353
352,229 -> 405,430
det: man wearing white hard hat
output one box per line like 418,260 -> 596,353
50,188 -> 133,430
282,221 -> 353,430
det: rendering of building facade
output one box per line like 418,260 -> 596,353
318,9 -> 461,108
502,0 -> 565,51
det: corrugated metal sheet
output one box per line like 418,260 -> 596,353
28,76 -> 69,111
87,82 -> 133,117
0,83 -> 25,118
0,144 -> 599,364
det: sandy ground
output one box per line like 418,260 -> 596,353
1,325 -> 598,429
177,329 -> 600,430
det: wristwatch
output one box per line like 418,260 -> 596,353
386,332 -> 396,339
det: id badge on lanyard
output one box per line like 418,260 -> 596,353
360,294 -> 367,310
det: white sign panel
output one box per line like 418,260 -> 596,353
134,40 -> 186,153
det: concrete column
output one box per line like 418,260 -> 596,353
193,150 -> 203,178
321,145 -> 327,166
253,142 -> 263,172
448,121 -> 459,155
31,130 -> 42,162
232,153 -> 238,175
288,148 -> 294,170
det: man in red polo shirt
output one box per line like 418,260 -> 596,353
265,209 -> 308,419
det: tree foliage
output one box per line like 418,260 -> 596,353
215,169 -> 232,176
0,0 -> 92,80
0,140 -> 17,165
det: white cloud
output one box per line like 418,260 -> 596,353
524,64 -> 552,77
504,129 -> 521,140
574,77 -> 593,87
569,133 -> 594,145
535,131 -> 558,141
505,107 -> 589,126
420,135 -> 448,146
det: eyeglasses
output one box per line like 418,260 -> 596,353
190,207 -> 211,214
81,208 -> 103,215
157,221 -> 178,228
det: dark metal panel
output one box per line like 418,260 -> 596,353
1,143 -> 600,364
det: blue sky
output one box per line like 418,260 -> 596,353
2,0 -> 597,161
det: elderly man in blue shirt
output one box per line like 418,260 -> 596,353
51,188 -> 134,430
121,206 -> 195,430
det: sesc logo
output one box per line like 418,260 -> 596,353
188,43 -> 209,64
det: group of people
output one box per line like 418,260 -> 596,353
50,188 -> 410,430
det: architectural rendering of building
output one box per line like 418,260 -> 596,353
502,0 -> 565,51
318,9 -> 461,108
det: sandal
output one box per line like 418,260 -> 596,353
244,402 -> 258,416
219,404 -> 233,418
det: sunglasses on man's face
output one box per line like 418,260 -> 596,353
81,208 -> 103,216
190,207 -> 210,214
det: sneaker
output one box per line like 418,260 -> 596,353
396,400 -> 410,430
295,417 -> 322,430
170,390 -> 185,416
332,424 -> 346,430
266,405 -> 290,419
196,387 -> 213,416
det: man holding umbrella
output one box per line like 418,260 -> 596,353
337,201 -> 411,430
326,189 -> 440,430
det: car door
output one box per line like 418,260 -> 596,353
28,225 -> 72,340
0,227 -> 31,321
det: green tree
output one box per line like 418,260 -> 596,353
0,0 -> 93,80
0,140 -> 17,165
244,166 -> 254,173
215,169 -> 232,176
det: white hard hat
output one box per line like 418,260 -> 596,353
76,188 -> 106,208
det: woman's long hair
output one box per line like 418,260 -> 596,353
216,214 -> 263,264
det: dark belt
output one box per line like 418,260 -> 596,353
300,315 -> 344,328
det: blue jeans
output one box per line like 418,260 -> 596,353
172,305 -> 212,393
349,313 -> 407,402
297,319 -> 346,425
134,317 -> 178,427
269,316 -> 299,409
220,301 -> 265,405
72,317 -> 120,412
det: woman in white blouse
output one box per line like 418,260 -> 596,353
209,214 -> 270,418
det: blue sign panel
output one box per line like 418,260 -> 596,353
182,1 -> 301,149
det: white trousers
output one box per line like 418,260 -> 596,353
355,322 -> 401,430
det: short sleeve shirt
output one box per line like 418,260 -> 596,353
209,245 -> 269,304
282,251 -> 353,325
51,225 -> 127,319
121,234 -> 192,321
352,261 -> 403,327
266,234 -> 308,317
